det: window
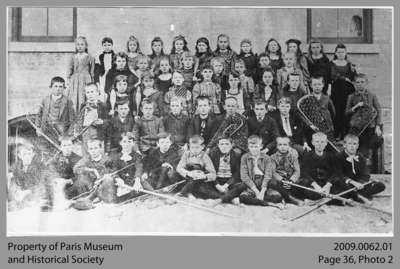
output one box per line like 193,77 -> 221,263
11,7 -> 77,42
307,8 -> 372,44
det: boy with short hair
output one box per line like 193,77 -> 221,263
8,141 -> 53,211
295,132 -> 343,200
209,136 -> 246,204
188,96 -> 220,146
247,100 -> 279,154
270,136 -> 303,205
71,83 -> 109,152
162,97 -> 190,147
176,135 -> 221,199
105,101 -> 135,154
310,76 -> 336,139
49,136 -> 82,199
132,99 -> 165,155
277,52 -> 306,93
336,134 -> 385,200
280,73 -> 307,111
271,97 -> 310,156
345,73 -> 383,173
142,133 -> 183,189
239,135 -> 283,207
36,76 -> 76,142
72,138 -> 115,202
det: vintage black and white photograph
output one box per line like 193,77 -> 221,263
6,6 -> 393,235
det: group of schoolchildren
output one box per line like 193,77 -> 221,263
7,34 -> 386,211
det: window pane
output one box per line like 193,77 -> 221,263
338,9 -> 364,37
21,8 -> 47,36
311,9 -> 338,38
48,8 -> 73,36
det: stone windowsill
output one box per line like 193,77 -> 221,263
8,42 -> 76,53
8,42 -> 382,54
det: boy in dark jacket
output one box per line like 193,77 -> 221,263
247,100 -> 279,155
295,132 -> 343,200
142,133 -> 183,189
105,101 -> 135,154
336,134 -> 385,201
209,136 -> 247,205
163,97 -> 190,147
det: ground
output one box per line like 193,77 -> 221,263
7,175 -> 392,235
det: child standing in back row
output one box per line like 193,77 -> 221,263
67,36 -> 95,112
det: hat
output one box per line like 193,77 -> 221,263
286,38 -> 302,46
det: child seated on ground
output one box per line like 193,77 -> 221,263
105,101 -> 136,154
8,140 -> 53,211
294,132 -> 343,200
35,76 -> 76,142
209,137 -> 246,205
132,99 -> 165,155
49,136 -> 82,199
238,135 -> 283,207
72,138 -> 115,202
108,132 -> 153,203
270,136 -> 303,205
142,133 -> 183,190
176,135 -> 221,199
336,134 -> 385,201
162,97 -> 190,147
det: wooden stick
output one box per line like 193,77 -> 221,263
289,181 -> 391,216
290,186 -> 360,222
117,180 -> 186,206
119,183 -> 240,219
287,181 -> 392,220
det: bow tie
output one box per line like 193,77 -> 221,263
346,155 -> 359,174
222,153 -> 230,162
104,51 -> 113,54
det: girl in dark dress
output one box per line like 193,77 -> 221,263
237,38 -> 258,80
330,43 -> 357,140
265,38 -> 284,74
306,39 -> 331,94
154,56 -> 172,95
194,37 -> 213,76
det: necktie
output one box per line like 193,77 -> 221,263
346,155 -> 359,174
283,116 -> 292,136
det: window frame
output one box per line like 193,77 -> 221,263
11,7 -> 77,42
307,8 -> 373,44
